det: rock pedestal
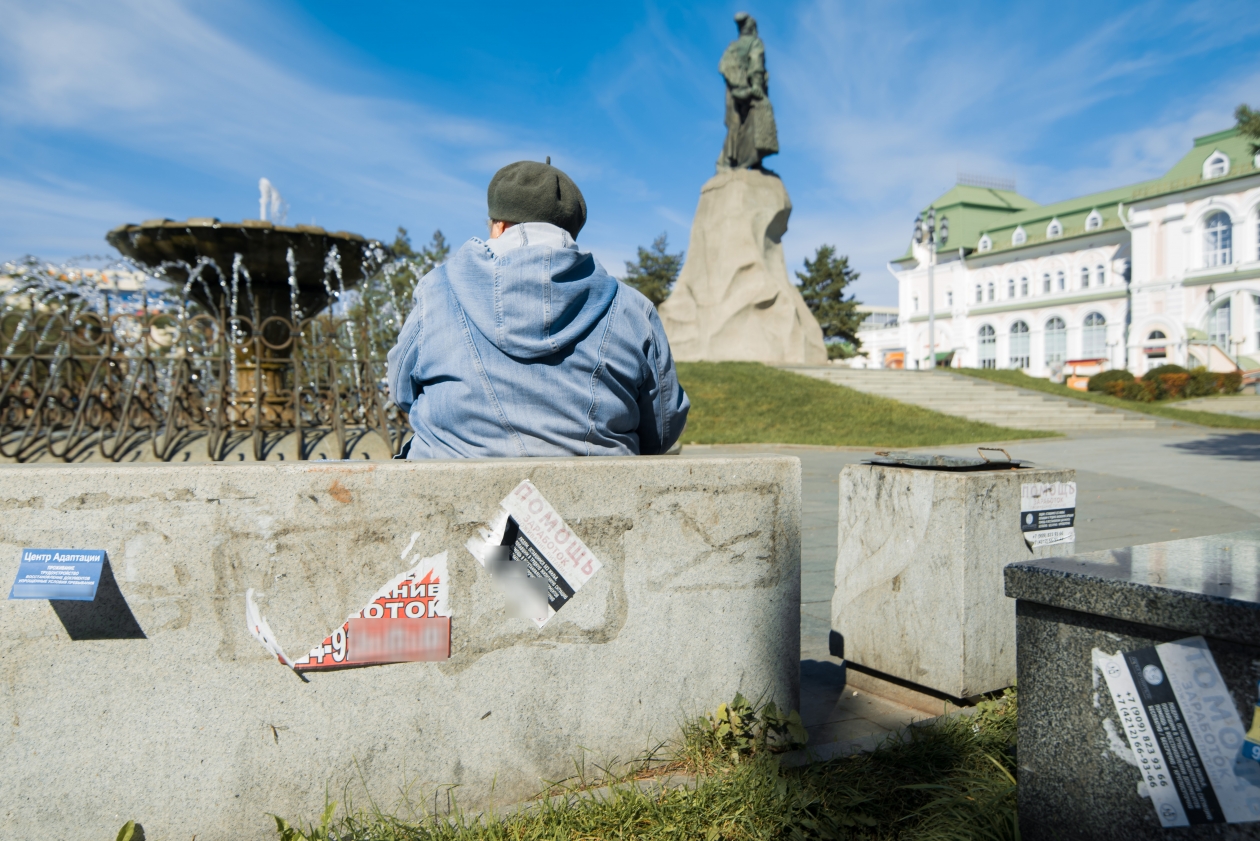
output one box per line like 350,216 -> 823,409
659,169 -> 827,364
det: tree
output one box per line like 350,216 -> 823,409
624,233 -> 684,307
1236,104 -> 1260,153
384,227 -> 449,303
796,245 -> 863,360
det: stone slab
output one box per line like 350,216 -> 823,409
0,457 -> 800,841
833,463 -> 1074,698
1007,529 -> 1260,840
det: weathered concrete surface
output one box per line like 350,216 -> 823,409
832,464 -> 1074,698
0,457 -> 800,841
659,169 -> 827,364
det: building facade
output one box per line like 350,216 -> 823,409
865,128 -> 1260,378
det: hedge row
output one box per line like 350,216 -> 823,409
1086,365 -> 1243,402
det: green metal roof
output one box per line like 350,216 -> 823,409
893,127 -> 1260,263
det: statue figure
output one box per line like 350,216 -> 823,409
717,12 -> 779,172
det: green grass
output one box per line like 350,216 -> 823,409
675,362 -> 1056,447
271,690 -> 1019,841
953,368 -> 1260,431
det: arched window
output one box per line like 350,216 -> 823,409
979,324 -> 996,369
1045,317 -> 1066,365
1009,321 -> 1030,368
1095,264 -> 1105,286
1007,278 -> 1015,298
1042,273 -> 1051,293
1082,312 -> 1107,358
1146,330 -> 1167,360
1085,209 -> 1102,231
987,282 -> 995,302
1012,226 -> 1027,246
975,284 -> 983,304
978,234 -> 992,252
1210,300 -> 1232,348
947,290 -> 953,307
1204,211 -> 1232,267
1020,277 -> 1028,297
1046,218 -> 1062,238
1056,270 -> 1066,291
913,296 -> 919,312
1080,267 -> 1089,289
1203,150 -> 1230,179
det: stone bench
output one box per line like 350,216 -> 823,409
0,457 -> 800,841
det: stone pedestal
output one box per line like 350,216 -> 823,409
659,169 -> 827,364
0,456 -> 800,841
1006,529 -> 1260,840
832,464 -> 1074,698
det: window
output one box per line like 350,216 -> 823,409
1082,312 -> 1107,358
1254,294 -> 1260,350
1210,300 -> 1231,348
1146,330 -> 1167,360
1095,264 -> 1105,286
1203,150 -> 1230,179
1012,226 -> 1027,246
1007,279 -> 1015,298
987,282 -> 995,302
947,290 -> 953,307
1046,218 -> 1062,238
1020,277 -> 1029,297
1085,209 -> 1102,231
978,234 -> 992,252
1057,270 -> 1066,291
1042,273 -> 1051,293
1045,317 -> 1067,364
1080,267 -> 1089,289
1204,211 -> 1232,267
975,284 -> 983,304
979,324 -> 996,369
913,296 -> 919,312
1009,321 -> 1030,368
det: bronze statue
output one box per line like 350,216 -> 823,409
717,12 -> 779,171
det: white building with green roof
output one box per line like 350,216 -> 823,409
872,127 -> 1260,379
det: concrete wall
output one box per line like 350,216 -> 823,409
0,457 -> 800,841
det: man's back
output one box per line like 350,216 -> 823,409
387,222 -> 689,458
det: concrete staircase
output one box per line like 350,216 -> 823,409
781,367 -> 1158,434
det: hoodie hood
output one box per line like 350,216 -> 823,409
444,223 -> 619,360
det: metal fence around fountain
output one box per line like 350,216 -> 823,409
0,301 -> 410,463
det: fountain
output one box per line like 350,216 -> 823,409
0,195 -> 425,464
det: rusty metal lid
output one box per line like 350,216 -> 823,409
862,447 -> 1033,471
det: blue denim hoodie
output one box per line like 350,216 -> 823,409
387,222 -> 689,458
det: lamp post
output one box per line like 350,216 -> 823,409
913,209 -> 949,369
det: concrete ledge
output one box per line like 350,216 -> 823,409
0,457 -> 800,841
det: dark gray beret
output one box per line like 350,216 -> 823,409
487,160 -> 587,239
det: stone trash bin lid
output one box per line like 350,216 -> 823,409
862,447 -> 1034,472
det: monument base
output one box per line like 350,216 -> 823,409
659,169 -> 827,365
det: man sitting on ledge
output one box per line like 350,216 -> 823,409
387,159 -> 689,458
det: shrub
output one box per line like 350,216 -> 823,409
1183,368 -> 1218,398
1142,363 -> 1188,382
1088,369 -> 1134,392
1217,371 -> 1244,394
1157,372 -> 1191,399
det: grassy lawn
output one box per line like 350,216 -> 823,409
953,368 -> 1260,431
272,691 -> 1019,841
675,361 -> 1056,447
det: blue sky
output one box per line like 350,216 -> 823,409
1,0 -> 1258,304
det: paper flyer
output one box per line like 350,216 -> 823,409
1097,636 -> 1260,827
1020,481 -> 1076,548
466,479 -> 602,627
246,550 -> 451,672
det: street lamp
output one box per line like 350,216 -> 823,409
913,209 -> 949,369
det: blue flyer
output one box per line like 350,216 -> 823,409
9,548 -> 106,601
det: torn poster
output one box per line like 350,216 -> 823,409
246,551 -> 451,672
1021,481 -> 1076,549
466,479 -> 602,628
1097,636 -> 1260,827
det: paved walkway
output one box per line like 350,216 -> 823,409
683,425 -> 1260,754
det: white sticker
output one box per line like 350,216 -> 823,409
1021,482 -> 1076,548
1097,636 -> 1260,827
467,479 -> 602,628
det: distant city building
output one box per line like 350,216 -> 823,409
861,127 -> 1260,377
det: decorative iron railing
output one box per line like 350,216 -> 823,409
1,305 -> 410,463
